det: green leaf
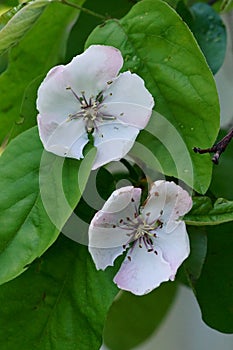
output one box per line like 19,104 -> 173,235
85,0 -> 220,194
104,282 -> 177,350
0,235 -> 119,349
189,3 -> 226,74
66,0 -> 134,61
0,0 -> 49,55
0,127 -> 96,285
195,222 -> 233,333
184,226 -> 207,283
185,196 -> 233,225
0,0 -> 85,144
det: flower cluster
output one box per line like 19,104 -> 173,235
37,45 -> 192,295
88,181 -> 192,295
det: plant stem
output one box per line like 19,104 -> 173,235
59,0 -> 106,20
193,128 -> 233,164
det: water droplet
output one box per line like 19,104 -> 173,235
190,127 -> 194,131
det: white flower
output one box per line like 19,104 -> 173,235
88,180 -> 192,295
37,45 -> 154,169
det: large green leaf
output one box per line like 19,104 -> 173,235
0,0 -> 49,55
0,235 -> 118,350
185,196 -> 233,225
85,0 -> 220,194
0,127 -> 96,285
104,282 -> 177,350
0,0 -> 85,144
195,222 -> 233,333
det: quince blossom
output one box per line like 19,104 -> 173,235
88,181 -> 192,295
37,45 -> 154,169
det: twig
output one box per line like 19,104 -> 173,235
59,0 -> 106,20
193,128 -> 233,164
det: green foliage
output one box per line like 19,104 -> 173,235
0,0 -> 85,144
0,235 -> 119,349
104,282 -> 177,350
66,0 -> 134,60
85,0 -> 220,194
195,222 -> 233,333
0,127 -> 96,284
0,0 -> 49,55
184,226 -> 207,282
185,196 -> 233,225
177,2 -> 227,74
210,130 -> 233,199
0,0 -> 232,345
189,3 -> 226,74
220,0 -> 233,12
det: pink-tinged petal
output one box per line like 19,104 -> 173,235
100,72 -> 154,129
90,186 -> 141,227
142,181 -> 192,231
63,45 -> 123,100
92,122 -> 139,169
156,221 -> 190,278
88,246 -> 126,270
37,45 -> 123,124
88,226 -> 129,270
37,65 -> 81,124
88,186 -> 141,270
114,245 -> 172,295
37,115 -> 88,159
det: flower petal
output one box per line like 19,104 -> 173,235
37,115 -> 88,159
37,65 -> 81,124
88,246 -> 126,270
142,180 -> 192,231
156,221 -> 190,278
88,186 -> 141,269
89,186 -> 141,229
65,45 -> 123,99
100,72 -> 154,129
114,245 -> 172,295
92,122 -> 140,169
37,45 -> 123,124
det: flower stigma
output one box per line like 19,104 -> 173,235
66,86 -> 116,133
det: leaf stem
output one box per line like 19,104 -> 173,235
58,0 -> 106,20
193,127 -> 233,164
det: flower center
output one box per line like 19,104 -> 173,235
118,215 -> 163,260
66,86 -> 116,133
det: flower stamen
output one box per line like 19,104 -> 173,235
118,214 -> 162,259
66,86 -> 117,133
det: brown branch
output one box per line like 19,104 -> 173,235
193,128 -> 233,164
